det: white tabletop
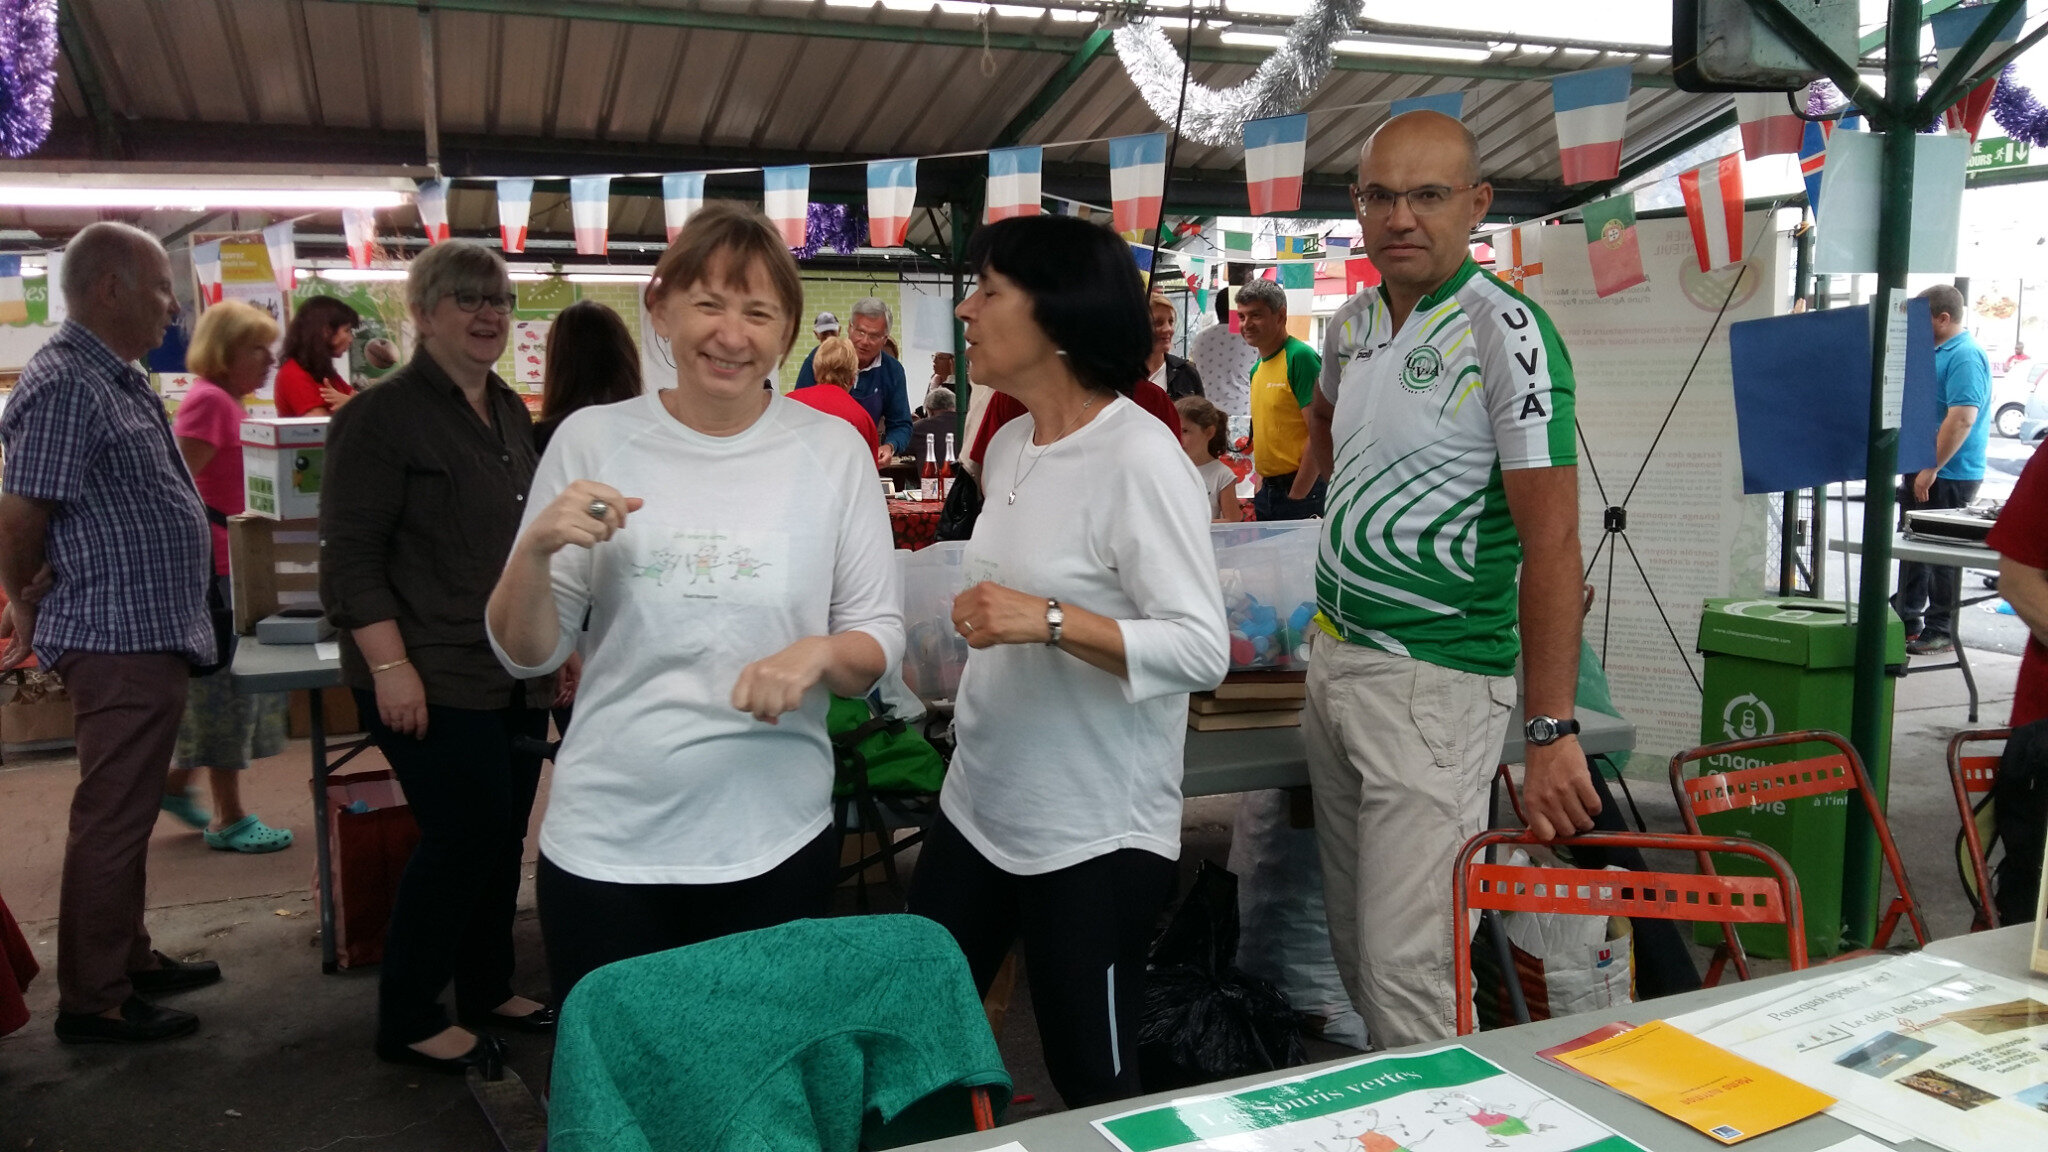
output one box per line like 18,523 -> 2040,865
1831,531 -> 2000,570
228,639 -> 342,694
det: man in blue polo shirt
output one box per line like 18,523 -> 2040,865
1895,283 -> 1993,655
793,297 -> 910,464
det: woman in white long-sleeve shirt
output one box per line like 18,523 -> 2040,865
486,205 -> 903,1008
906,215 -> 1230,1107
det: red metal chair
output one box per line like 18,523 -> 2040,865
1452,828 -> 1805,1036
1668,730 -> 1928,985
1947,728 -> 2008,931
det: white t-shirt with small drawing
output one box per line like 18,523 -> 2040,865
491,389 -> 904,884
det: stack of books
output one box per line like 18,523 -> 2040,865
1188,670 -> 1306,731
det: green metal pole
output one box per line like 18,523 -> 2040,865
1841,0 -> 1922,949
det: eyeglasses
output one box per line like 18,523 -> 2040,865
1350,184 -> 1480,219
446,289 -> 516,315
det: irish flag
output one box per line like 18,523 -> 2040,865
416,178 -> 450,244
496,178 -> 533,253
570,175 -> 611,256
1679,154 -> 1744,272
867,159 -> 917,248
1242,114 -> 1305,216
1551,65 -> 1633,185
763,165 -> 809,248
985,146 -> 1042,222
1582,193 -> 1645,298
1932,3 -> 2023,142
1109,132 -> 1167,241
662,173 -> 704,242
1735,91 -> 1804,159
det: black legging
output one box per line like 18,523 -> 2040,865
536,824 -> 840,1010
354,692 -> 546,1048
906,815 -> 1177,1109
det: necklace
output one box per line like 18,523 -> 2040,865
1008,393 -> 1099,505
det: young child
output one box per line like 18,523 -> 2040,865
1176,395 -> 1243,523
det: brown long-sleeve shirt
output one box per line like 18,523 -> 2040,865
318,350 -> 550,711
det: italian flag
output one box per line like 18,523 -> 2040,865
1581,193 -> 1645,298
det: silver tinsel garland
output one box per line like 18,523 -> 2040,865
1111,2 -> 1361,147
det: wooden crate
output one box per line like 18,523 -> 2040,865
227,514 -> 320,634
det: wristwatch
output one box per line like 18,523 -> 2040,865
1045,598 -> 1065,646
1524,715 -> 1581,746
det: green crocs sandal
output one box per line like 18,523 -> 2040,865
160,790 -> 210,831
204,815 -> 294,854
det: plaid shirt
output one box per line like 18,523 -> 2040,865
0,320 -> 212,665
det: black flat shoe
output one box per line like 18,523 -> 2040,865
459,1004 -> 556,1034
129,950 -> 222,995
375,1032 -> 508,1078
55,995 -> 199,1044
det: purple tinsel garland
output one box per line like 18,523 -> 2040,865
0,0 -> 57,158
795,202 -> 867,261
1988,64 -> 2048,146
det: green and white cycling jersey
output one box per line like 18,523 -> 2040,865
1314,258 -> 1577,677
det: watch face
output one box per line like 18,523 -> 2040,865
1528,717 -> 1554,743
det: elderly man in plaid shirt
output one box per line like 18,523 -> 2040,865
0,222 -> 220,1044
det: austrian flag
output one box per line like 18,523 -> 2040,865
1550,66 -> 1633,185
1679,154 -> 1745,272
1581,194 -> 1645,298
1241,113 -> 1306,215
1109,132 -> 1168,241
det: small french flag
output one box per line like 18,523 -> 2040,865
763,165 -> 809,248
1551,65 -> 1633,185
496,178 -> 533,253
867,159 -> 917,248
416,178 -> 451,245
1109,132 -> 1168,241
985,146 -> 1042,222
261,221 -> 295,294
1932,3 -> 2022,142
192,240 -> 224,306
1389,91 -> 1465,120
341,208 -> 376,269
1734,92 -> 1804,159
1679,153 -> 1745,272
662,173 -> 704,242
570,175 -> 611,256
1241,114 -> 1306,216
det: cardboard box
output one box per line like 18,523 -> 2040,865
241,417 -> 328,520
0,697 -> 75,749
288,686 -> 361,739
227,514 -> 320,634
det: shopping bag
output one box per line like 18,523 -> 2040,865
316,769 -> 420,968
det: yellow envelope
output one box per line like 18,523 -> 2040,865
1551,1020 -> 1833,1144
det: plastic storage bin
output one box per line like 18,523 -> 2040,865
900,542 -> 971,703
1211,520 -> 1320,671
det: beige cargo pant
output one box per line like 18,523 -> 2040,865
1302,631 -> 1516,1048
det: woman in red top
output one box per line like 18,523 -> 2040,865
787,334 -> 880,458
274,295 -> 361,417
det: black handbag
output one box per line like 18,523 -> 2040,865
935,466 -> 982,541
190,506 -> 237,678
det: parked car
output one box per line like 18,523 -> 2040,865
1994,361 -> 2043,438
2020,382 -> 2048,443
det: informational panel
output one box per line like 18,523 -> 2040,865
1538,212 -> 1785,775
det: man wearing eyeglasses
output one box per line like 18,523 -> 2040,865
1301,111 -> 1601,1048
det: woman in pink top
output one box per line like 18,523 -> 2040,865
161,301 -> 294,854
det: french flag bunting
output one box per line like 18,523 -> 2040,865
341,208 -> 376,269
261,221 -> 295,295
1488,225 -> 1543,297
569,175 -> 611,256
763,165 -> 809,248
1679,153 -> 1745,272
661,173 -> 704,242
192,240 -> 224,306
1734,91 -> 1804,158
1389,91 -> 1465,120
1932,4 -> 2021,142
416,178 -> 451,245
867,159 -> 917,248
496,178 -> 533,253
1241,114 -> 1306,216
985,146 -> 1042,222
1109,132 -> 1168,241
1551,65 -> 1633,185
1799,119 -> 1835,216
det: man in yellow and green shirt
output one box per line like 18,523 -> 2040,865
1237,278 -> 1325,519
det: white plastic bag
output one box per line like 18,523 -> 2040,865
1227,789 -> 1370,1049
1497,849 -> 1635,1019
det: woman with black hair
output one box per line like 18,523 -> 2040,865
534,299 -> 643,455
275,295 -> 362,417
906,214 -> 1229,1107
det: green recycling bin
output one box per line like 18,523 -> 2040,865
1692,597 -> 1904,959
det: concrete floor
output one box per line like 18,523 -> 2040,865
0,644 -> 2021,1151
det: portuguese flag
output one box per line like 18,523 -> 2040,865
1582,193 -> 1645,298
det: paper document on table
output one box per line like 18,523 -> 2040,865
1545,1020 -> 1832,1143
314,641 -> 340,663
1688,953 -> 2048,1151
1092,1045 -> 1646,1152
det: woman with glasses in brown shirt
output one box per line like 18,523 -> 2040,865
320,241 -> 552,1077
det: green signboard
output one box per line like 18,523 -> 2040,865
1968,136 -> 2032,173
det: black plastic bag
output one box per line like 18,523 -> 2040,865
936,467 -> 982,541
1138,862 -> 1307,1092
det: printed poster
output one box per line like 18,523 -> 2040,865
1093,1046 -> 1645,1152
513,319 -> 550,388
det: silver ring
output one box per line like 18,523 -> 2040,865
585,499 -> 610,521
961,620 -> 976,633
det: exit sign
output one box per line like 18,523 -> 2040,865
1969,136 -> 2032,173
